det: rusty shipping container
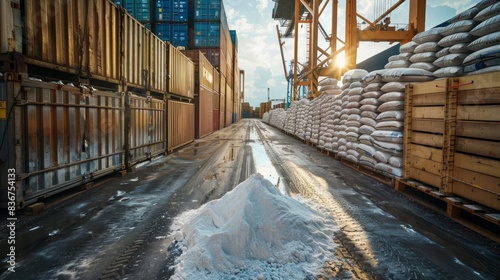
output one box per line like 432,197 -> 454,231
21,0 -> 121,82
183,50 -> 214,139
127,94 -> 166,167
213,108 -> 220,131
1,0 -> 21,53
0,76 -> 124,209
167,100 -> 194,151
168,44 -> 194,99
148,32 -> 168,93
122,13 -> 149,89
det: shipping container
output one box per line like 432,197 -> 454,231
225,83 -> 233,127
155,23 -> 188,48
194,0 -> 222,21
155,0 -> 188,21
195,48 -> 226,77
127,94 -> 166,166
404,72 -> 500,210
21,0 -> 121,82
168,44 -> 194,98
0,77 -> 124,209
219,75 -> 226,128
167,100 -> 194,151
117,0 -> 151,21
194,22 -> 221,47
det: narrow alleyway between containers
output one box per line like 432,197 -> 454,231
0,119 -> 498,279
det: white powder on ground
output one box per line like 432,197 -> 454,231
168,173 -> 338,279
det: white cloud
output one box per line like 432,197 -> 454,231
257,0 -> 269,15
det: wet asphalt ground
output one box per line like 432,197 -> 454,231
0,119 -> 499,279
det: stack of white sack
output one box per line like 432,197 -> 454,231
330,90 -> 347,153
284,101 -> 298,135
409,27 -> 444,74
296,99 -> 310,140
305,100 -> 313,141
270,108 -> 287,130
355,79 -> 384,169
433,6 -> 480,77
309,93 -> 323,145
318,78 -> 342,150
463,1 -> 500,75
337,69 -> 368,160
262,111 -> 270,123
370,82 -> 406,177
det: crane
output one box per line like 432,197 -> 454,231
273,0 -> 426,101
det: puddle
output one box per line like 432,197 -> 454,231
248,127 -> 286,194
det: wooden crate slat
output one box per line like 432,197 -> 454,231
456,137 -> 500,159
413,93 -> 446,106
457,105 -> 500,121
409,167 -> 441,188
452,181 -> 500,211
457,88 -> 500,105
458,72 -> 500,90
412,119 -> 444,134
413,79 -> 447,95
410,144 -> 443,162
411,131 -> 444,148
453,167 -> 500,194
412,106 -> 445,119
456,121 -> 500,140
454,153 -> 500,178
410,155 -> 443,176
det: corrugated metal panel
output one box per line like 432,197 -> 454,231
122,12 -> 149,88
155,23 -> 188,48
0,0 -> 21,53
219,75 -> 225,128
225,83 -> 232,127
213,68 -> 220,93
128,94 -> 166,165
1,78 -> 124,208
168,44 -> 194,98
23,0 -> 120,81
213,108 -> 219,131
213,91 -> 220,109
183,50 -> 214,90
148,32 -> 168,93
195,86 -> 213,138
194,22 -> 221,47
167,100 -> 194,151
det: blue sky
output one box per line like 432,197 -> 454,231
224,0 -> 480,108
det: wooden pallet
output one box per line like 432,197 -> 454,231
341,158 -> 395,187
396,179 -> 500,243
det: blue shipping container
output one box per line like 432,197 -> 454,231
156,23 -> 188,48
156,0 -> 188,22
116,0 -> 151,21
194,22 -> 220,47
230,30 -> 237,48
194,0 -> 221,20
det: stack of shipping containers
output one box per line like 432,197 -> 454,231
116,0 -> 189,48
230,30 -> 240,124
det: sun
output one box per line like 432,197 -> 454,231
335,55 -> 346,68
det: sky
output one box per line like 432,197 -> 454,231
223,0 -> 480,108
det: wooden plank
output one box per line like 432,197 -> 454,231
409,167 -> 441,188
452,181 -> 500,211
456,137 -> 500,159
412,119 -> 444,134
453,167 -> 500,194
458,88 -> 500,105
410,156 -> 443,176
409,144 -> 443,162
454,153 -> 500,178
457,105 -> 500,121
458,72 -> 500,91
413,79 -> 447,95
411,132 -> 443,147
413,93 -> 446,106
412,106 -> 444,119
456,121 -> 500,140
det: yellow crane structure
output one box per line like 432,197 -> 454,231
273,0 -> 426,101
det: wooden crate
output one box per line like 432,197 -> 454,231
405,72 -> 500,211
404,78 -> 448,190
449,73 -> 500,210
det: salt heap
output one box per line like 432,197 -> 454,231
168,173 -> 337,280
